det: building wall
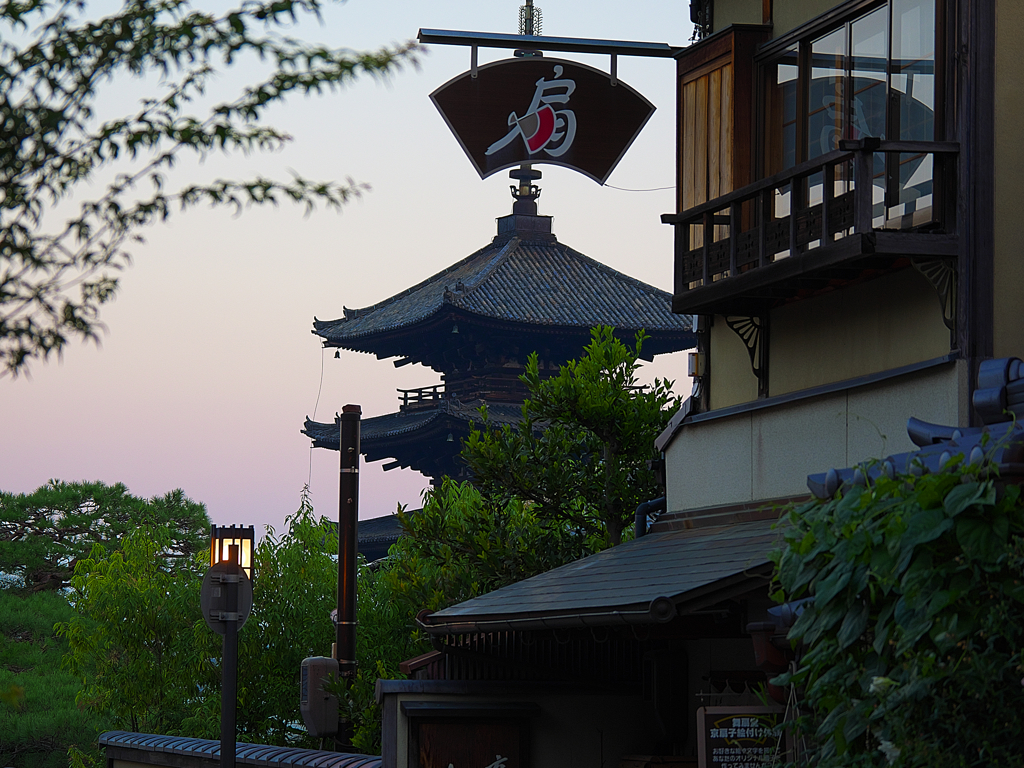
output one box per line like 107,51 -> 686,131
665,361 -> 965,514
713,0 -> 762,31
769,269 -> 950,395
707,269 -> 950,410
771,0 -> 841,37
993,0 -> 1024,361
709,318 -> 758,410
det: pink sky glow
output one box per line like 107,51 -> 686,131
0,0 -> 694,535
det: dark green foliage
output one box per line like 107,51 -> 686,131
0,0 -> 417,375
0,590 -> 111,768
58,526 -> 203,735
463,326 -> 680,546
384,478 -> 602,613
0,480 -> 210,591
55,479 -> 611,754
772,458 -> 1024,767
57,489 -> 419,752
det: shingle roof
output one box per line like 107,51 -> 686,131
421,518 -> 783,633
303,400 -> 524,451
357,514 -> 405,542
313,235 -> 693,345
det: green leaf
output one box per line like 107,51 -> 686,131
956,516 -> 1007,562
943,481 -> 992,517
815,562 -> 854,606
901,507 -> 953,550
837,601 -> 870,649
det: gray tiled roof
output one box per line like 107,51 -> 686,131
357,514 -> 405,542
422,518 -> 782,632
99,731 -> 381,768
303,400 -> 524,450
313,236 -> 692,344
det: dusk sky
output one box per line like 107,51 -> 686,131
1,0 -> 695,535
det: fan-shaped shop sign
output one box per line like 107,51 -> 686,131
430,57 -> 655,185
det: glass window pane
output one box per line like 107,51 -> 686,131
851,6 -> 888,140
764,45 -> 799,175
891,0 -> 935,141
808,28 -> 846,159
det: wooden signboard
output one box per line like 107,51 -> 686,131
696,706 -> 786,768
430,57 -> 655,184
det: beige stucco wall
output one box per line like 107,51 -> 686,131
993,0 -> 1024,360
769,269 -> 951,395
713,0 -> 762,31
388,691 -> 662,768
665,361 -> 966,514
771,0 -> 840,37
709,316 -> 759,410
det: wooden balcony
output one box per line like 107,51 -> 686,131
661,139 -> 960,316
398,384 -> 446,412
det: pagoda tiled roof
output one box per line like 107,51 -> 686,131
303,400 -> 524,451
313,235 -> 692,346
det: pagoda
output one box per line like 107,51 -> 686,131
303,171 -> 695,482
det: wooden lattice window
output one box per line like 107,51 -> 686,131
677,26 -> 769,249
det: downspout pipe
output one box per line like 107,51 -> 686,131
635,496 -> 666,538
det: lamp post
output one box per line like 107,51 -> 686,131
202,525 -> 254,768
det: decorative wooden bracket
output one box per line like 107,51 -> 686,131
725,315 -> 769,397
912,255 -> 956,332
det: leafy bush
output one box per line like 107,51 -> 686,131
0,481 -> 209,591
0,590 -> 111,768
773,458 -> 1024,767
464,326 -> 679,546
384,478 -> 602,613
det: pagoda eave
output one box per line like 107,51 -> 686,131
303,400 -> 524,481
317,306 -> 694,368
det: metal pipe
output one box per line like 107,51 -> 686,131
337,405 -> 360,678
220,545 -> 239,768
634,496 -> 666,538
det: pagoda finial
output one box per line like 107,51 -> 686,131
509,165 -> 542,215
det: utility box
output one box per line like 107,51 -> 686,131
300,656 -> 339,737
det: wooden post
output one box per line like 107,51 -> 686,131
729,201 -> 740,275
788,178 -> 803,256
822,161 -> 835,244
703,212 -> 713,280
337,405 -> 360,680
759,188 -> 771,268
854,148 -> 874,233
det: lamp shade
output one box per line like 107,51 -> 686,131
210,524 -> 255,580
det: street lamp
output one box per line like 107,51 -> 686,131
201,525 -> 254,768
210,524 -> 254,579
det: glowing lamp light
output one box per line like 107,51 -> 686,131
210,524 -> 255,580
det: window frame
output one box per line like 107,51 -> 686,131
754,0 -> 945,181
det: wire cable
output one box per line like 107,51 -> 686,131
307,345 -> 326,488
604,184 -> 674,192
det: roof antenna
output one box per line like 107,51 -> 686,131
519,0 -> 542,37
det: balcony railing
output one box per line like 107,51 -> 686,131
398,385 -> 445,411
661,139 -> 960,316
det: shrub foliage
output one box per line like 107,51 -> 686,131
773,458 -> 1024,767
